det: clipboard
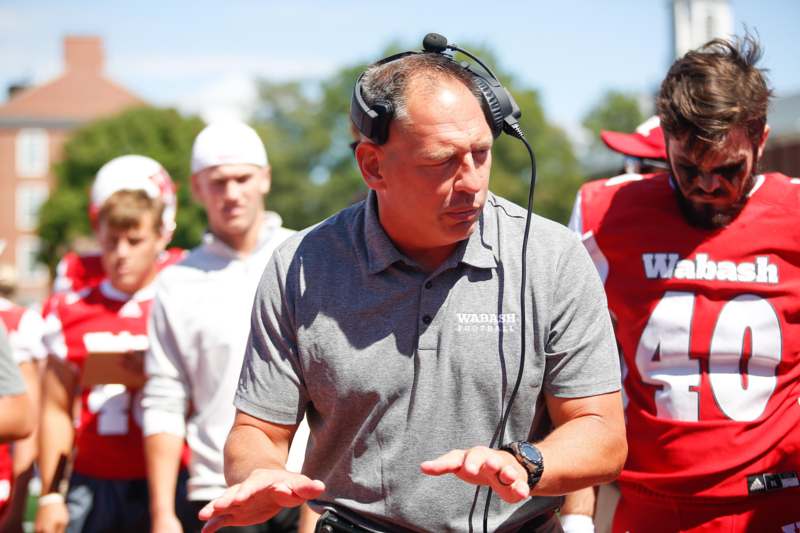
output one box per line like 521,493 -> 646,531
80,350 -> 146,389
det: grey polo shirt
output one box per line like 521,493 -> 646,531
236,192 -> 620,532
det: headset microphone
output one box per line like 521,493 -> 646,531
351,34 -> 538,533
421,32 -> 448,53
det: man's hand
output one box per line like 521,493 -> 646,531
198,468 -> 325,533
420,446 -> 530,503
34,500 -> 68,533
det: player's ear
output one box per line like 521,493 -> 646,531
756,125 -> 770,160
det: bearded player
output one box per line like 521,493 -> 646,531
35,160 -> 186,533
570,35 -> 800,532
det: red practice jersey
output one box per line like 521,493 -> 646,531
43,282 -> 154,480
573,172 -> 800,503
0,442 -> 9,518
53,248 -> 186,294
0,297 -> 46,364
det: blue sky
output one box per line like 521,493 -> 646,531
1,0 -> 798,147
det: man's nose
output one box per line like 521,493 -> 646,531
223,180 -> 241,199
115,239 -> 131,257
454,156 -> 483,194
695,171 -> 722,193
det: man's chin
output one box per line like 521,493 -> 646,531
681,200 -> 743,229
109,277 -> 138,295
674,189 -> 746,229
446,220 -> 478,240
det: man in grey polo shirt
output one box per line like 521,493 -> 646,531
200,52 -> 626,532
0,322 -> 33,443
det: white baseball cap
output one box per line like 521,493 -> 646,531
90,154 -> 177,234
191,121 -> 268,175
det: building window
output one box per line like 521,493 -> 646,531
16,184 -> 49,231
16,128 -> 49,177
16,236 -> 48,284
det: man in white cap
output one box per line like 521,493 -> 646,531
142,121 -> 304,533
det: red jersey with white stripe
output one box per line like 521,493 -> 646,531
0,443 -> 9,516
44,282 -> 154,480
0,297 -> 46,364
573,172 -> 800,502
53,248 -> 186,294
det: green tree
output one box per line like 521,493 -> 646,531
582,90 -> 645,143
37,106 -> 206,271
254,43 -> 582,229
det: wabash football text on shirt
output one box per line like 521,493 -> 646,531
43,282 -> 155,480
571,172 -> 800,503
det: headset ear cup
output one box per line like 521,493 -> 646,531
472,76 -> 504,137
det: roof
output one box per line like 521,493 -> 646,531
0,36 -> 144,123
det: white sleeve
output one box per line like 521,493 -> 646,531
567,190 -> 583,235
141,289 -> 190,438
52,256 -> 74,293
566,187 -> 609,283
42,308 -> 67,360
10,309 -> 47,364
285,416 -> 310,473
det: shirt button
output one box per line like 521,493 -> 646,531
424,281 -> 433,289
422,315 -> 432,325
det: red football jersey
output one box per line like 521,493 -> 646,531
0,443 -> 10,517
43,282 -> 154,480
53,248 -> 186,294
575,172 -> 800,502
0,297 -> 46,364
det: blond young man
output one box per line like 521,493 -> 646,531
36,159 -> 183,533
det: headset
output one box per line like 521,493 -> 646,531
350,33 -> 524,144
350,33 -> 539,533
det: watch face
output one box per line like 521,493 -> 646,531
519,442 -> 542,463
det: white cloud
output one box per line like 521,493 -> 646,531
111,53 -> 335,82
170,74 -> 258,123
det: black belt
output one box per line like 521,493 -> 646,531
314,507 -> 559,533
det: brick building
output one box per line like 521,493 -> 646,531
0,36 -> 143,304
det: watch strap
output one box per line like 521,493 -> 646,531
500,441 -> 544,489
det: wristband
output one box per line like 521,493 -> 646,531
559,513 -> 595,533
38,493 -> 65,506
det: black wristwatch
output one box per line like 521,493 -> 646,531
500,441 -> 544,489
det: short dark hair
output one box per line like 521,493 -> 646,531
98,190 -> 164,235
657,34 -> 772,148
359,53 -> 488,129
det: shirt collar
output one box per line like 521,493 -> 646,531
99,279 -> 155,302
364,191 -> 408,274
460,195 -> 499,270
363,191 -> 498,275
203,211 -> 283,259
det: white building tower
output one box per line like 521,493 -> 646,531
672,0 -> 734,59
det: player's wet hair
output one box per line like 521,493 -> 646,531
97,190 -> 165,235
657,33 -> 772,150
